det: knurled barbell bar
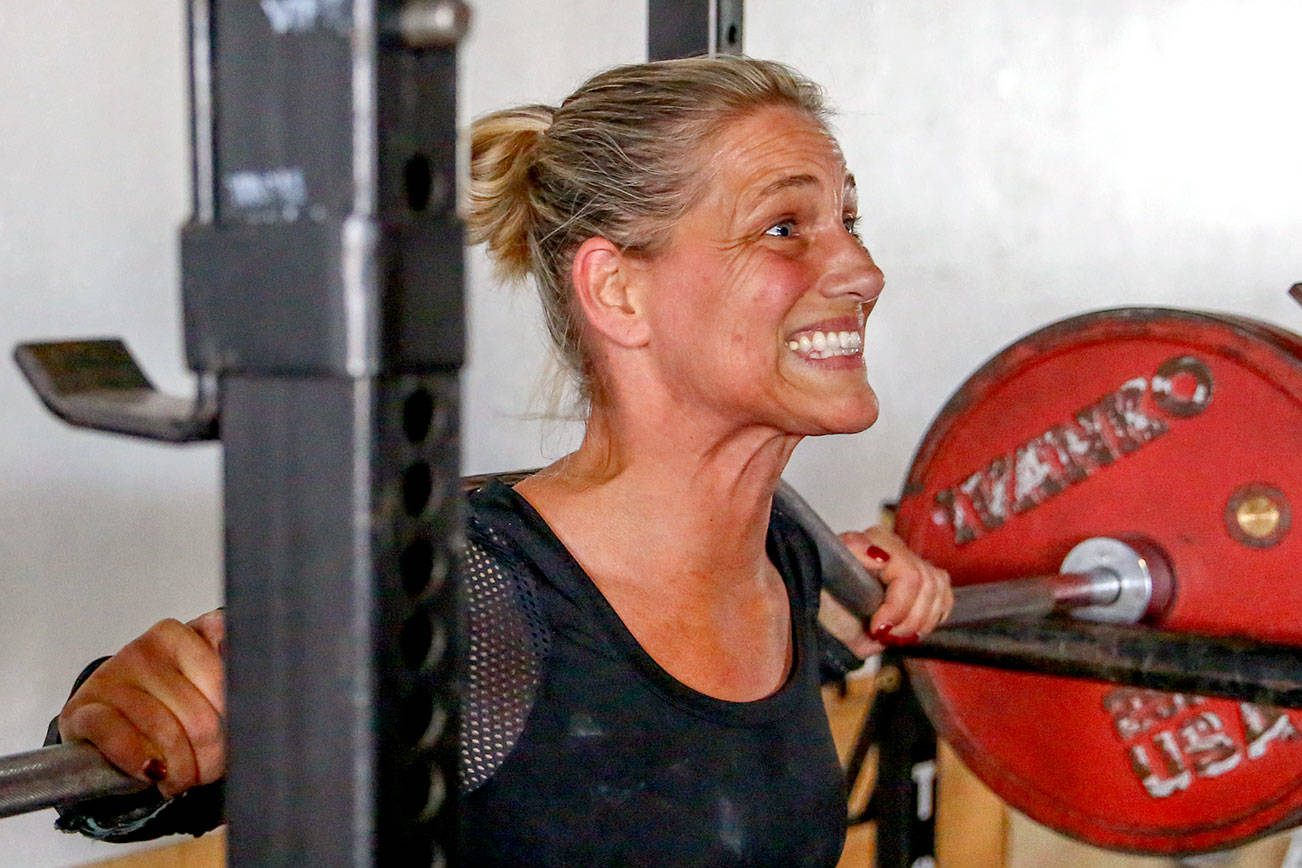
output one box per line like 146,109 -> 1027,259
0,489 -> 1182,820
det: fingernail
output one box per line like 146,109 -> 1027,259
143,758 -> 167,782
876,630 -> 918,647
870,622 -> 894,641
866,545 -> 891,564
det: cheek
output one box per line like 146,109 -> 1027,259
651,251 -> 811,360
746,259 -> 815,327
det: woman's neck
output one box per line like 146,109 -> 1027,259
517,401 -> 801,586
514,403 -> 802,701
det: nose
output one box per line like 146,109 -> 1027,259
818,231 -> 884,304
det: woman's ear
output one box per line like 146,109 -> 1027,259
570,236 -> 651,349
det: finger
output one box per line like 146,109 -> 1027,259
115,639 -> 225,787
835,531 -> 899,628
109,685 -> 201,799
865,563 -> 921,638
69,620 -> 226,793
844,634 -> 886,659
887,566 -> 939,638
186,609 -> 225,656
925,568 -> 953,632
838,531 -> 888,571
818,591 -> 884,659
901,565 -> 943,636
141,619 -> 226,718
59,701 -> 164,784
62,690 -> 192,796
133,665 -> 226,786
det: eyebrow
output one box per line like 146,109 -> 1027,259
752,173 -> 821,203
748,171 -> 857,210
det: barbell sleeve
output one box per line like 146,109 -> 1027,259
775,481 -> 1169,628
0,741 -> 146,819
943,571 -> 1108,624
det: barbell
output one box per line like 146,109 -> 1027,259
0,508 -> 1175,820
4,304 -> 1301,857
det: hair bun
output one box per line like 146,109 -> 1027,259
466,104 -> 555,281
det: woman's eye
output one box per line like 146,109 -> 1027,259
764,220 -> 795,238
843,214 -> 862,239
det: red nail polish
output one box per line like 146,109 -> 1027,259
870,623 -> 894,641
143,759 -> 167,782
874,630 -> 918,647
866,545 -> 891,564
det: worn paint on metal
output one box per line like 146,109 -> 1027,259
895,307 -> 1302,854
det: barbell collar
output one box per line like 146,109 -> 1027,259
946,536 -> 1174,626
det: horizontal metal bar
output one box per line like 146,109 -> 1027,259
943,572 -> 1111,624
0,742 -> 145,819
778,480 -> 1127,627
7,622 -> 1301,820
6,476 -> 1294,821
907,618 -> 1302,708
775,480 -> 886,619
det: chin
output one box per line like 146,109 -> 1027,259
827,407 -> 879,435
796,392 -> 880,436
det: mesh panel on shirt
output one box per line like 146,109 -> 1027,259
460,521 -> 551,792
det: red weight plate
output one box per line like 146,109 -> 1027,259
894,308 -> 1302,855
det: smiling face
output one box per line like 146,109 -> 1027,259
627,104 -> 885,437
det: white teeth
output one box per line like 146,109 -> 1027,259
785,329 -> 863,360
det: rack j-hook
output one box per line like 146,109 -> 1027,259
13,339 -> 217,443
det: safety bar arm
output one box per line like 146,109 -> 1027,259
13,340 -> 217,443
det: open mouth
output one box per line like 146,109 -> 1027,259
785,328 -> 863,360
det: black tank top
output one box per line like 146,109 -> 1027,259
459,482 -> 846,867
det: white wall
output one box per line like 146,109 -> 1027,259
0,2 -> 220,863
746,0 -> 1302,531
2,1 -> 1301,864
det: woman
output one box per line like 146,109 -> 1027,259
53,56 -> 951,864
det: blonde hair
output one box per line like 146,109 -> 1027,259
466,55 -> 830,402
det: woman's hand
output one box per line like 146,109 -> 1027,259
819,527 -> 952,659
58,610 -> 226,799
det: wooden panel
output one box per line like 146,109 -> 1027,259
81,828 -> 224,867
823,673 -> 1007,867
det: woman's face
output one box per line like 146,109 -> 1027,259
632,104 -> 884,437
